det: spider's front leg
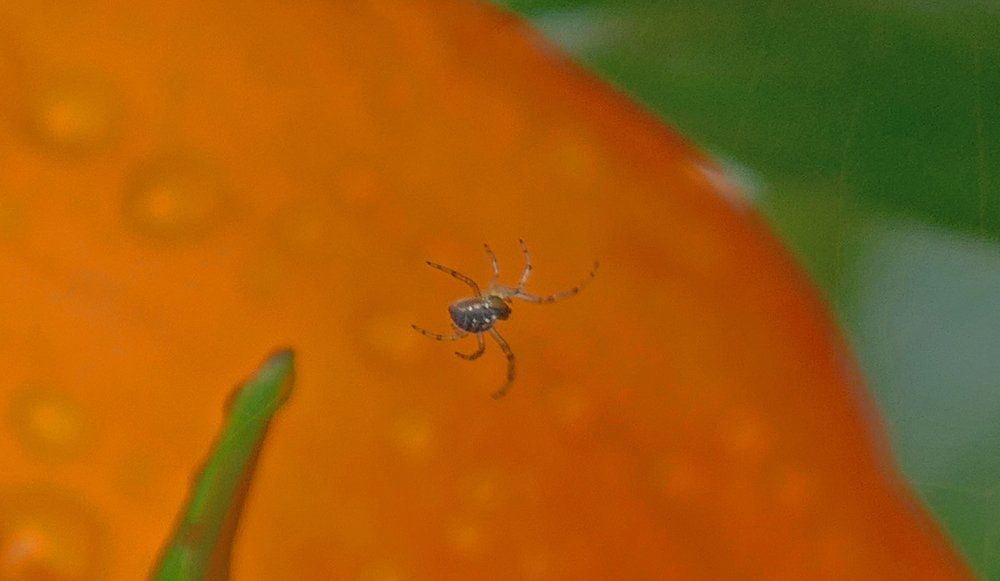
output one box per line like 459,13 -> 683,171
425,261 -> 481,297
515,261 -> 600,304
411,324 -> 466,341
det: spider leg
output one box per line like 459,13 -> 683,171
411,324 -> 467,341
488,328 -> 515,399
515,238 -> 532,291
455,332 -> 486,360
425,261 -> 481,296
514,261 -> 599,304
483,243 -> 500,286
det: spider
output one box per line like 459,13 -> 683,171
412,239 -> 598,399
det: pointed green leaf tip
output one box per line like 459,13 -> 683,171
153,349 -> 296,581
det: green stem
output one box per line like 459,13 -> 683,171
152,349 -> 296,581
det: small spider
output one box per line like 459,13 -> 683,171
412,239 -> 598,399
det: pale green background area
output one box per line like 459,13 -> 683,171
494,0 -> 1000,576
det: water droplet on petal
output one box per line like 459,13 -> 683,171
8,387 -> 88,460
23,73 -> 122,155
123,154 -> 229,242
391,414 -> 435,460
0,489 -> 104,581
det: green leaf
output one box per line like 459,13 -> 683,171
501,0 -> 1000,239
152,349 -> 296,581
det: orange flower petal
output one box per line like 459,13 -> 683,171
0,1 -> 970,579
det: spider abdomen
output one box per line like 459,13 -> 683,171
449,295 -> 511,333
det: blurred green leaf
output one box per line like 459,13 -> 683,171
848,226 -> 1000,577
153,350 -> 295,581
500,0 -> 1000,238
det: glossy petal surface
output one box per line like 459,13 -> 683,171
0,1 -> 969,579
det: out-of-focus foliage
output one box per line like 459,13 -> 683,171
500,0 -> 1000,239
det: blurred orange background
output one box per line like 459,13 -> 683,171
0,0 -> 971,579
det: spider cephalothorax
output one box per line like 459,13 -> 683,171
413,240 -> 598,399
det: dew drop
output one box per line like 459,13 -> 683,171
0,489 -> 104,581
23,73 -> 122,155
123,154 -> 229,242
391,414 -> 435,460
8,387 -> 88,460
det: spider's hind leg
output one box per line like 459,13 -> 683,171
455,333 -> 486,360
488,328 -> 516,399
